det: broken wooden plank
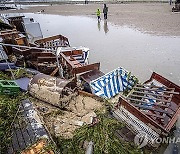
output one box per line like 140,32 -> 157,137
134,87 -> 179,95
144,112 -> 165,119
50,67 -> 59,76
129,94 -> 172,103
133,90 -> 172,98
127,97 -> 169,108
136,84 -> 175,90
132,103 -> 173,118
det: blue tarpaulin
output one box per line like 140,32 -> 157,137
90,67 -> 137,98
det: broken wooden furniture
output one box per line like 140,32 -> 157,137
7,16 -> 26,35
0,29 -> 29,56
7,15 -> 43,42
172,0 -> 180,12
26,51 -> 57,75
117,72 -> 180,136
59,49 -> 100,79
34,34 -> 70,50
80,69 -> 105,93
89,67 -> 138,98
0,19 -> 13,30
28,73 -> 77,108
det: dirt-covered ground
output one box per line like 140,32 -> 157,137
1,3 -> 180,36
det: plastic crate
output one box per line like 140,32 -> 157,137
0,80 -> 20,95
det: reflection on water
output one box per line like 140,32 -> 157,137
97,20 -> 109,34
103,20 -> 109,34
97,21 -> 101,31
10,13 -> 180,85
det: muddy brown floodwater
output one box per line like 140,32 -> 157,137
1,3 -> 180,85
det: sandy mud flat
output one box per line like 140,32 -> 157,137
2,3 -> 180,36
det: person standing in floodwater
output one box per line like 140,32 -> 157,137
103,4 -> 108,20
96,8 -> 101,22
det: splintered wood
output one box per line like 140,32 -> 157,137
21,139 -> 54,154
33,95 -> 104,139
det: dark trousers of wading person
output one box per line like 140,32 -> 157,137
104,13 -> 107,20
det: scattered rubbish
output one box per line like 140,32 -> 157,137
34,94 -> 104,139
15,77 -> 30,91
114,72 -> 180,147
86,141 -> 94,154
28,73 -> 77,108
0,14 -> 179,153
21,139 -> 54,154
0,80 -> 20,95
8,99 -> 51,154
0,62 -> 16,70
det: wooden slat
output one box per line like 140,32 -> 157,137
134,86 -> 179,95
37,57 -> 56,63
136,84 -> 175,90
50,67 -> 59,76
145,112 -> 165,119
132,103 -> 172,117
133,90 -> 172,98
73,63 -> 100,75
129,94 -> 171,103
127,97 -> 169,108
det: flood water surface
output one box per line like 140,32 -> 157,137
24,13 -> 180,85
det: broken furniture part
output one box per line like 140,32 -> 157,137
60,49 -> 100,79
8,99 -> 52,154
26,51 -> 57,75
7,16 -> 26,35
0,44 -> 8,61
59,46 -> 90,65
14,77 -> 30,91
0,62 -> 16,70
21,139 -> 54,154
117,72 -> 180,137
80,69 -> 105,93
0,80 -> 20,95
90,67 -> 138,98
34,34 -> 70,50
28,73 -> 77,108
0,19 -> 13,30
7,15 -> 43,41
172,0 -> 180,12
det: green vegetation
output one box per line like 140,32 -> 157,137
54,112 -> 141,154
0,93 -> 27,153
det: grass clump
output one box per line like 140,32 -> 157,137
0,93 -> 26,153
54,112 -> 141,154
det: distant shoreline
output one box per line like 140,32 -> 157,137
0,3 -> 179,36
5,1 -> 171,5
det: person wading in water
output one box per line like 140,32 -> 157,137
103,4 -> 108,20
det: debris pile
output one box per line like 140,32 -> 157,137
33,95 -> 104,139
